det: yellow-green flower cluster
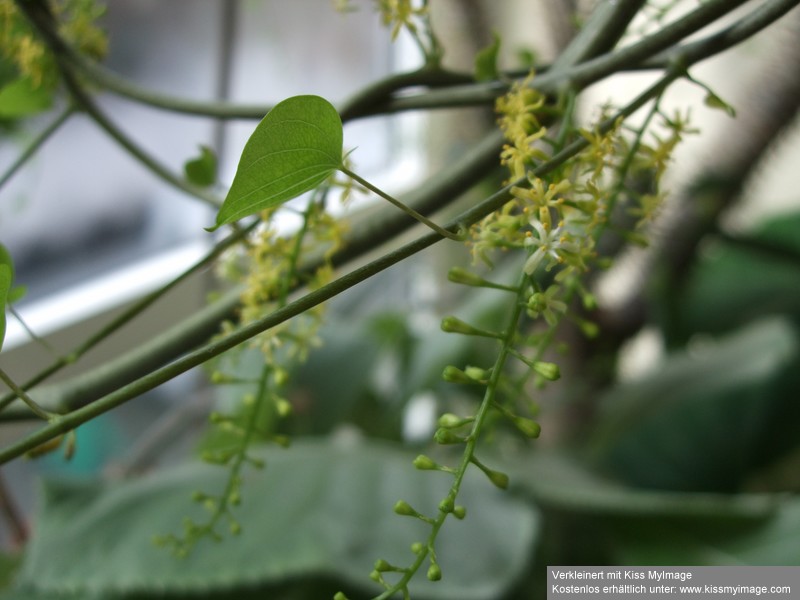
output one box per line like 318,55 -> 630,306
495,74 -> 549,181
478,74 -> 693,289
0,0 -> 106,89
374,0 -> 428,41
233,202 -> 346,363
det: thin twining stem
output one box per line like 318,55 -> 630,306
0,106 -> 74,191
339,167 -> 463,241
0,69 -> 680,464
0,223 -> 256,414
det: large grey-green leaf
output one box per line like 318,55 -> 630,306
662,211 -> 800,346
512,451 -> 777,520
591,317 -> 800,492
606,499 -> 800,566
210,95 -> 342,230
8,440 -> 538,599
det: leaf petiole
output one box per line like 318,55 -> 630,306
339,167 -> 463,241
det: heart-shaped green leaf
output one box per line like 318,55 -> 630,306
209,95 -> 343,230
6,440 -> 538,599
184,145 -> 217,187
0,77 -> 53,119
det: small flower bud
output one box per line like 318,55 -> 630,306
581,291 -> 598,311
527,292 -> 546,313
273,367 -> 289,386
437,413 -> 472,428
434,428 -> 466,445
464,365 -> 490,382
427,563 -> 442,581
393,500 -> 418,517
229,521 -> 242,536
442,365 -> 474,384
512,416 -> 541,438
374,559 -> 392,572
533,361 -> 560,381
453,505 -> 467,520
275,398 -> 292,417
441,316 -> 501,338
447,267 -> 489,287
438,497 -> 454,513
413,455 -> 438,470
210,371 -> 232,384
410,542 -> 425,555
334,592 -> 350,600
486,469 -> 510,490
369,570 -> 382,582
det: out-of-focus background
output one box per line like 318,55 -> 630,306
1,1 -> 800,598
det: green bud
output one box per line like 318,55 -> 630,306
210,371 -> 232,384
434,428 -> 466,445
527,292 -> 546,313
413,454 -> 438,470
393,500 -> 418,517
533,361 -> 560,381
333,592 -> 350,600
275,398 -> 292,417
464,365 -> 490,382
453,505 -> 467,520
438,413 -> 471,428
427,563 -> 442,581
447,267 -> 516,291
486,469 -> 510,490
438,497 -> 454,513
442,365 -> 473,384
369,569 -> 382,582
582,291 -> 598,311
273,367 -> 289,386
513,416 -> 541,438
447,267 -> 489,287
410,542 -> 425,555
229,521 -> 242,536
441,316 -> 501,338
228,490 -> 241,506
374,559 -> 392,572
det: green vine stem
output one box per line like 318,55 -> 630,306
0,129 -> 505,422
0,367 -> 55,422
0,106 -> 75,191
1,0 -> 795,460
374,273 -> 528,600
13,0 -> 221,208
0,223 -> 257,414
0,69 -> 680,464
